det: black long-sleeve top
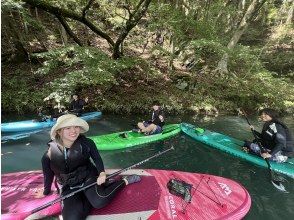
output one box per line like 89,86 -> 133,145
253,120 -> 294,156
69,99 -> 86,111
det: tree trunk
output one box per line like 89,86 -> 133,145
227,0 -> 267,49
60,23 -> 68,45
112,0 -> 152,58
216,0 -> 267,74
3,12 -> 29,62
168,33 -> 175,70
56,15 -> 83,46
286,1 -> 293,25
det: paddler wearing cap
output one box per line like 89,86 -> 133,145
39,114 -> 141,220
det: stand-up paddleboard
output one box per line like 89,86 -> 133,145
181,123 -> 294,179
1,171 -> 61,220
90,124 -> 181,150
1,169 -> 251,220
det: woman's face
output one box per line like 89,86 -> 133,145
152,105 -> 159,111
260,112 -> 272,122
73,95 -> 78,100
58,126 -> 81,144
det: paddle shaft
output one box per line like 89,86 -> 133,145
30,146 -> 174,215
241,110 -> 258,139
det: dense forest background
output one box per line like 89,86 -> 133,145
1,0 -> 293,115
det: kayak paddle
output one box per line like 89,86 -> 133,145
239,109 -> 286,191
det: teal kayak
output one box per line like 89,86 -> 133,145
181,123 -> 294,178
90,124 -> 181,150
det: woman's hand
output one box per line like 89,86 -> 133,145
261,152 -> 272,159
33,188 -> 46,199
97,172 -> 106,185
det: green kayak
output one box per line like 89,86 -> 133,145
181,123 -> 294,178
90,124 -> 181,150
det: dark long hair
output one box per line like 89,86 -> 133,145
259,108 -> 279,119
259,108 -> 287,129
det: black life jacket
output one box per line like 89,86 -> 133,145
151,108 -> 165,127
70,99 -> 84,111
261,120 -> 294,155
49,137 -> 96,187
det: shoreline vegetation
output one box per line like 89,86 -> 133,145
1,1 -> 293,116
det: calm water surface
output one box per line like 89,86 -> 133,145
1,114 -> 294,220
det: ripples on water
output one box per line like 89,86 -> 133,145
1,114 -> 294,219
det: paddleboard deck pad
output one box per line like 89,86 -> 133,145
1,169 -> 251,220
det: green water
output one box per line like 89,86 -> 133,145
1,114 -> 294,219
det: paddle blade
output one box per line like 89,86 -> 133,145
269,169 -> 287,192
271,180 -> 287,192
270,170 -> 286,182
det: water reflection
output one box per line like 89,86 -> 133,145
1,114 -> 294,219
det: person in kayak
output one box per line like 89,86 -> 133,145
37,98 -> 65,121
136,101 -> 165,135
68,94 -> 88,116
39,114 -> 141,220
243,108 -> 294,163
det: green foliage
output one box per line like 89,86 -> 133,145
227,45 -> 263,73
173,39 -> 293,113
205,70 -> 292,113
261,49 -> 294,75
38,0 -> 85,12
250,71 -> 294,111
1,69 -> 48,114
1,0 -> 24,10
176,40 -> 223,72
1,0 -> 293,115
2,0 -> 44,30
148,2 -> 218,41
189,39 -> 226,68
32,46 -> 139,99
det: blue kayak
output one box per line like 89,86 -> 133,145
1,129 -> 44,142
1,111 -> 102,133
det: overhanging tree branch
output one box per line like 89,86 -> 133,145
55,15 -> 83,46
113,0 -> 152,58
22,0 -> 114,46
82,0 -> 95,18
22,0 -> 152,59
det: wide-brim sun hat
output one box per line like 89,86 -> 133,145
50,114 -> 89,140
